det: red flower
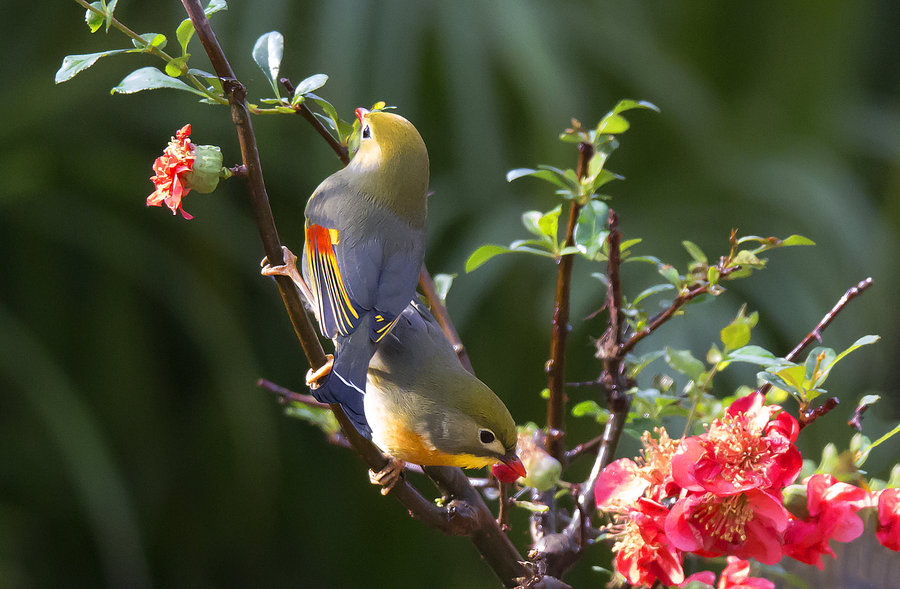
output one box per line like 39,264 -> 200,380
782,474 -> 870,568
876,487 -> 900,551
671,392 -> 801,497
147,124 -> 195,219
595,457 -> 648,511
610,498 -> 685,587
718,556 -> 775,589
665,489 -> 789,564
679,558 -> 774,588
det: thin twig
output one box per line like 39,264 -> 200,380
757,277 -> 874,396
546,142 -> 593,463
563,433 -> 603,464
279,78 -> 350,165
418,268 -> 474,372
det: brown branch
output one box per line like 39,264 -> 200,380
180,3 -> 527,584
563,433 -> 603,464
279,77 -> 350,165
418,268 -> 474,372
546,142 -> 593,462
757,277 -> 874,397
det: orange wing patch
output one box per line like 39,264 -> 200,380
305,223 -> 359,336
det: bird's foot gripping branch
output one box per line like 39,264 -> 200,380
57,1 -> 900,587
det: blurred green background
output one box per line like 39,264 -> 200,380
3,1 -> 899,587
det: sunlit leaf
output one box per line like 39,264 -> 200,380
665,347 -> 705,380
631,283 -> 675,306
682,240 -> 707,264
432,273 -> 456,305
465,245 -> 510,273
294,73 -> 328,96
538,206 -> 561,241
780,234 -> 815,247
252,31 -> 284,96
84,1 -> 103,33
56,50 -> 129,83
856,423 -> 900,467
176,19 -> 195,54
110,66 -> 209,97
727,345 -> 780,366
204,0 -> 228,16
522,211 -> 543,237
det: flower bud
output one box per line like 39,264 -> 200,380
182,144 -> 223,194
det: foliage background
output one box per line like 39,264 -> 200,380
2,1 -> 899,587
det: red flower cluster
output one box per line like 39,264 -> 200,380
147,124 -> 195,219
596,392 -> 900,586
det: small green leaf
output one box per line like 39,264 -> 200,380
506,167 -> 573,189
84,1 -> 104,33
105,0 -> 118,32
631,283 -> 675,306
538,206 -> 561,241
204,0 -> 228,16
176,19 -> 195,55
295,73 -> 328,96
521,211 -> 543,237
165,55 -> 190,77
682,240 -> 707,264
432,273 -> 456,305
574,200 -> 609,257
665,348 -> 705,380
512,500 -> 550,513
727,345 -> 780,366
111,66 -> 209,97
780,234 -> 815,247
465,245 -> 510,273
56,50 -> 129,83
134,33 -> 167,50
733,250 -> 764,267
596,113 -> 629,135
856,422 -> 900,467
707,266 -> 720,285
252,31 -> 284,95
658,264 -> 682,287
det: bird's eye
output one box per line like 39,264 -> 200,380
362,125 -> 371,139
479,430 -> 495,444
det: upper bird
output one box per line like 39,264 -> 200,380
300,108 -> 429,436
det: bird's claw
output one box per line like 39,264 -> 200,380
260,245 -> 303,287
369,457 -> 406,495
305,354 -> 334,390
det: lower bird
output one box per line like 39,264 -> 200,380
263,247 -> 525,492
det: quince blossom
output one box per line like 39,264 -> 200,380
147,124 -> 195,219
876,487 -> 900,551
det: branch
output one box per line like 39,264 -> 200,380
279,77 -> 350,165
757,277 -> 873,397
546,142 -> 593,462
418,268 -> 474,372
179,4 -> 527,584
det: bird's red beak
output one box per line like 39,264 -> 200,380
355,107 -> 370,123
499,454 -> 527,479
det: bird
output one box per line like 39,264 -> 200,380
290,107 -> 430,436
364,299 -> 525,492
262,254 -> 525,493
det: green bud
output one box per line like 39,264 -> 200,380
182,144 -> 223,194
521,452 -> 562,492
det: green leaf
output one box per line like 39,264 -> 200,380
626,350 -> 665,378
105,0 -> 118,32
682,240 -> 707,264
110,66 -> 209,97
295,73 -> 328,96
631,283 -> 675,306
727,345 -> 780,366
707,266 -> 720,285
432,273 -> 456,305
134,33 -> 167,50
665,348 -> 705,380
56,50 -> 129,83
506,167 -> 572,189
856,423 -> 900,467
780,234 -> 815,247
596,113 -> 629,135
719,308 -> 757,352
538,206 -> 561,242
465,245 -> 510,273
658,264 -> 682,287
165,55 -> 190,77
571,400 -> 603,418
176,19 -> 195,55
252,31 -> 284,96
574,200 -> 609,257
521,211 -> 543,238
204,0 -> 228,16
84,1 -> 104,33
512,500 -> 550,513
